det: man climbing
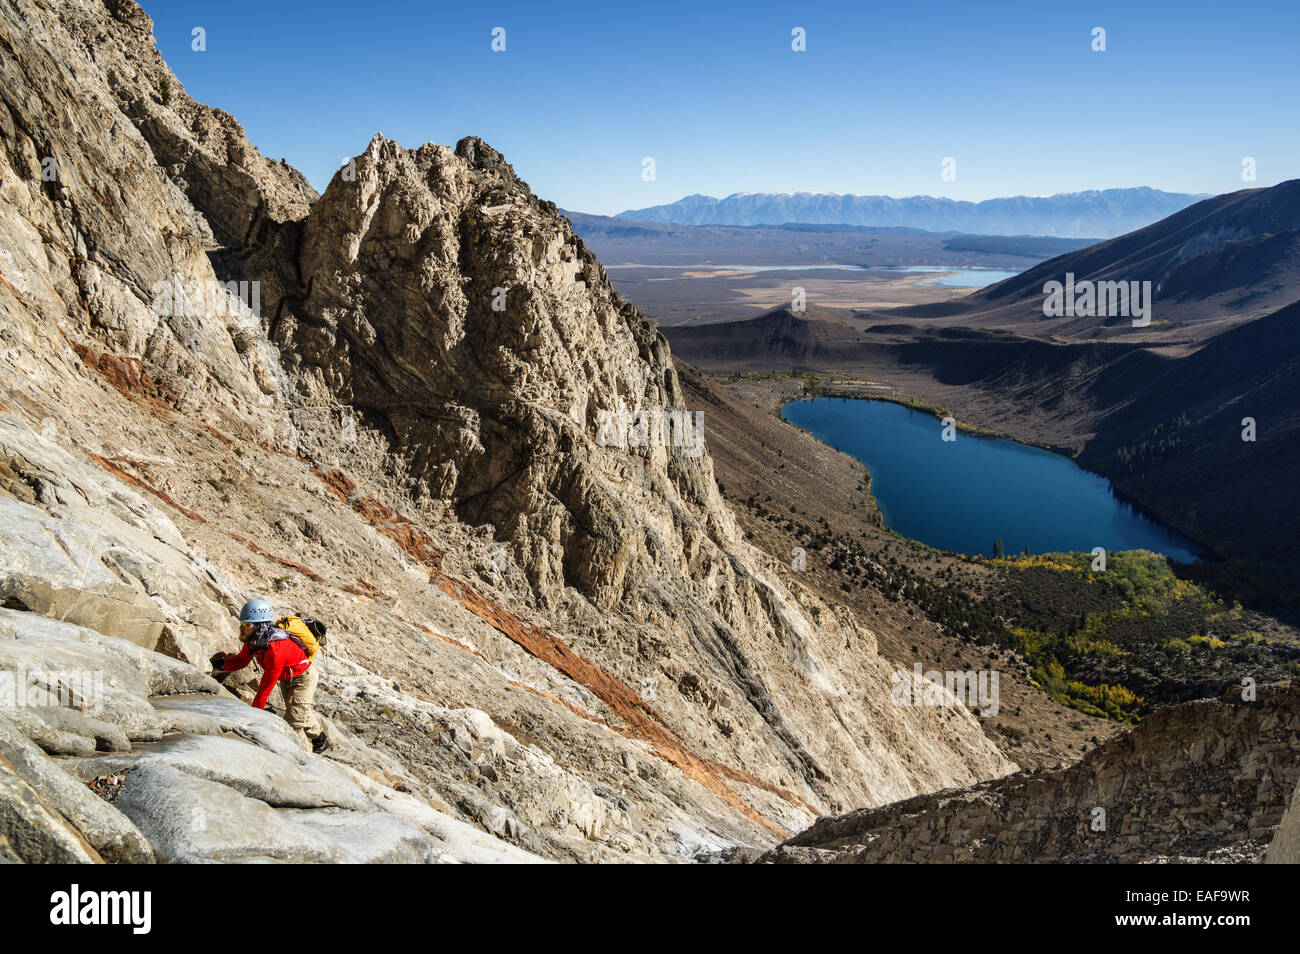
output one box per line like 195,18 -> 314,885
210,598 -> 330,754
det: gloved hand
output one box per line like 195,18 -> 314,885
209,651 -> 228,671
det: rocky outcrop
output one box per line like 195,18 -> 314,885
265,130 -> 1015,819
0,608 -> 542,863
0,497 -> 167,648
0,0 -> 292,443
0,413 -> 241,662
0,0 -> 1018,862
4,0 -> 1291,866
1267,777 -> 1300,863
760,682 -> 1300,863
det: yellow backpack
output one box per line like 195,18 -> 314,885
276,615 -> 325,659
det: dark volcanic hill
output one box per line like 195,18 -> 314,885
664,306 -> 865,366
1079,298 -> 1300,580
895,180 -> 1300,343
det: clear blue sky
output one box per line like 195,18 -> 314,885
146,0 -> 1300,215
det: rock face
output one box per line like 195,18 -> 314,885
1267,777 -> 1300,863
0,0 -> 1293,865
0,497 -> 167,648
0,609 -> 540,863
276,132 -> 1016,816
0,0 -> 1016,862
0,415 -> 239,663
760,682 -> 1300,863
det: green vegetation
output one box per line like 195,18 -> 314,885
711,370 -> 856,389
205,477 -> 230,503
982,550 -> 1296,721
1109,412 -> 1189,474
743,498 -> 1300,723
1030,659 -> 1140,721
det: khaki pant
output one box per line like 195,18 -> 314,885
281,661 -> 324,743
222,659 -> 325,744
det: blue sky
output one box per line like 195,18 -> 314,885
147,0 -> 1300,215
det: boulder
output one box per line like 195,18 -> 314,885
64,733 -> 371,811
0,714 -> 152,862
339,765 -> 547,864
4,706 -> 132,755
0,498 -> 166,649
113,763 -> 434,863
0,757 -> 99,863
152,695 -> 308,759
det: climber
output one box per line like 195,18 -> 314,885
210,598 -> 331,754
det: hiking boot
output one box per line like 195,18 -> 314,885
312,732 -> 331,754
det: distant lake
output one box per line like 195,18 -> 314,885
880,266 -> 1022,288
606,264 -> 1020,288
781,398 -> 1203,561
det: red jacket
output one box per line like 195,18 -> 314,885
221,634 -> 311,710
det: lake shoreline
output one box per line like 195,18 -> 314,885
780,393 -> 1213,563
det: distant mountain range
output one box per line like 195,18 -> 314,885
617,188 -> 1207,239
662,179 -> 1300,589
561,210 -> 1094,268
903,180 -> 1300,336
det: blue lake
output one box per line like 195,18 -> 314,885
781,398 -> 1204,562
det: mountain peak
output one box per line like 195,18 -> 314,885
454,136 -> 520,182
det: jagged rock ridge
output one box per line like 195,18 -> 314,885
759,682 -> 1300,863
0,0 -> 1014,861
